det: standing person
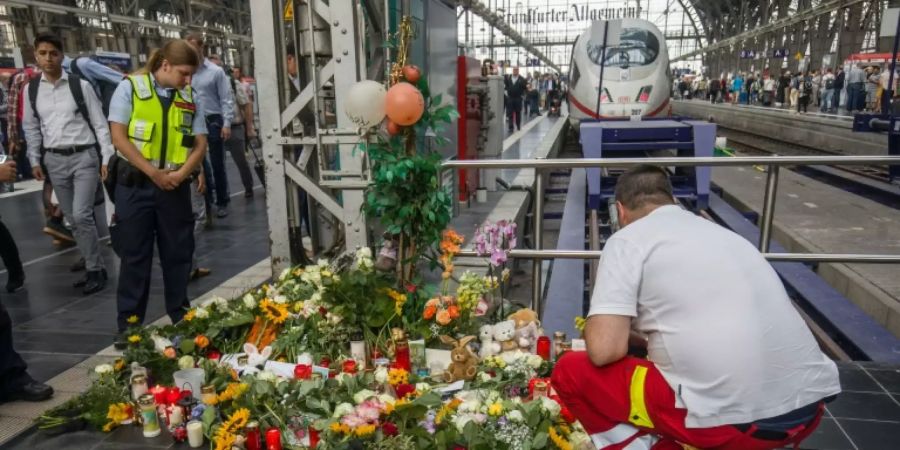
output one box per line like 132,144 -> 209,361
775,71 -> 788,107
797,71 -> 812,113
833,67 -> 845,112
185,33 -> 234,218
821,68 -> 836,113
811,70 -> 821,108
763,74 -> 776,107
867,67 -> 880,113
551,165 -> 840,450
107,39 -> 208,342
847,63 -> 866,113
789,72 -> 799,110
23,33 -> 112,294
0,158 -> 53,404
708,77 -> 720,104
731,73 -> 743,105
207,60 -> 255,198
504,66 -> 526,132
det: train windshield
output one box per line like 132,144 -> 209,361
586,27 -> 659,69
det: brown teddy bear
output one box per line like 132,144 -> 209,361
440,335 -> 478,382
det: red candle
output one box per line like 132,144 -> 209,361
245,421 -> 261,450
342,359 -> 358,374
536,336 -> 551,360
265,427 -> 282,450
394,344 -> 411,371
294,364 -> 312,380
309,427 -> 319,448
318,356 -> 331,367
150,385 -> 167,404
166,387 -> 181,405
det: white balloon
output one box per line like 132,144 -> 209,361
344,80 -> 387,128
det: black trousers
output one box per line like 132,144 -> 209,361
507,97 -> 523,131
0,298 -> 27,394
114,181 -> 193,332
0,219 -> 23,280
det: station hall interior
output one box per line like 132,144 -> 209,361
0,1 -> 899,449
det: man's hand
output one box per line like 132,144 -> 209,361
221,126 -> 232,140
32,166 -> 44,181
150,169 -> 178,191
100,165 -> 108,181
7,141 -> 16,156
0,161 -> 17,183
246,126 -> 257,138
196,172 -> 206,194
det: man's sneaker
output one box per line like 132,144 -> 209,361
43,219 -> 74,243
74,268 -> 107,289
5,273 -> 24,293
216,206 -> 229,218
82,270 -> 107,295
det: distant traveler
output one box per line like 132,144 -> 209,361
709,78 -> 720,104
762,74 -> 775,106
821,68 -> 836,113
847,63 -> 866,113
504,66 -> 527,132
552,165 -> 840,450
797,71 -> 812,113
833,67 -> 845,112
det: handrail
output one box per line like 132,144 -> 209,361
442,155 -> 900,311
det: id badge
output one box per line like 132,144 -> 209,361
181,111 -> 194,129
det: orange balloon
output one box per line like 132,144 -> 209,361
385,82 -> 425,126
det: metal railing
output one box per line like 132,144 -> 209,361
442,155 -> 900,312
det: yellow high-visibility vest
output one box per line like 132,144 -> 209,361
127,74 -> 195,169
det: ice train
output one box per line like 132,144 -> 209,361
567,18 -> 670,124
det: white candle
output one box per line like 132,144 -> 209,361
169,406 -> 183,427
187,420 -> 204,447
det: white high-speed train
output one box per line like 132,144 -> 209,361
567,18 -> 670,124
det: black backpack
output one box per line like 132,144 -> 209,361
803,78 -> 813,93
28,73 -> 96,139
70,56 -> 120,117
825,78 -> 835,90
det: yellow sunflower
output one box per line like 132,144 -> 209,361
259,298 -> 289,324
221,408 -> 250,434
549,425 -> 572,450
387,368 -> 409,386
126,315 -> 139,324
113,358 -> 125,372
213,431 -> 236,450
216,383 -> 249,403
127,335 -> 141,344
354,423 -> 377,437
183,309 -> 196,322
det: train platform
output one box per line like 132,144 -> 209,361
712,165 -> 900,337
673,100 -> 887,157
0,160 -> 270,446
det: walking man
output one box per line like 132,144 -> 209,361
505,66 -> 527,132
23,33 -> 111,294
185,33 -> 235,218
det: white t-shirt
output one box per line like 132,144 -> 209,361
589,205 -> 840,428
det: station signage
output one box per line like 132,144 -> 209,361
773,48 -> 788,58
740,50 -> 756,59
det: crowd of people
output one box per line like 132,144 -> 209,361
0,33 -> 260,403
675,63 -> 899,115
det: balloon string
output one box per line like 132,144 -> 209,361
390,16 -> 415,86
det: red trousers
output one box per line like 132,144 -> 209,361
551,353 -> 824,450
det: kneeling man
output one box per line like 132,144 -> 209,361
552,165 -> 840,450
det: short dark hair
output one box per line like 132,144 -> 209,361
614,165 -> 675,210
286,42 -> 296,58
185,32 -> 204,46
34,33 -> 63,52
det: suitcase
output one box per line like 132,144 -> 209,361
248,137 -> 266,186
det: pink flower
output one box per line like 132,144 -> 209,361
490,248 -> 507,267
474,298 -> 489,316
342,414 -> 366,428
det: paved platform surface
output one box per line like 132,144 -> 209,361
0,157 -> 272,444
712,166 -> 900,337
674,100 -> 887,157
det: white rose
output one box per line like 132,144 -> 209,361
353,389 -> 377,404
178,355 -> 195,370
477,372 -> 493,382
459,399 -> 481,413
377,394 -> 396,405
415,382 -> 431,392
374,367 -> 389,384
257,370 -> 277,382
279,268 -> 291,281
507,410 -> 524,422
94,364 -> 113,375
539,396 -> 561,418
333,402 -> 354,418
194,307 -> 209,319
453,414 -> 473,433
527,355 -> 543,369
356,247 -> 373,259
273,295 -> 288,304
243,294 -> 257,308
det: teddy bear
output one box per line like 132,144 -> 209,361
507,309 -> 542,351
493,320 -> 519,354
440,335 -> 478,382
478,324 -> 500,358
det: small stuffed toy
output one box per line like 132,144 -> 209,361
508,309 -> 542,350
478,324 -> 500,358
493,320 -> 518,353
242,343 -> 273,374
440,335 -> 478,382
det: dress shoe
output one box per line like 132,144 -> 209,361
113,333 -> 128,350
190,267 -> 212,281
82,270 -> 107,295
216,206 -> 229,218
244,190 -> 254,198
70,257 -> 86,272
75,268 -> 107,288
0,376 -> 53,403
43,219 -> 74,243
6,273 -> 24,293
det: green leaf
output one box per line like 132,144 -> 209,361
532,431 -> 548,448
179,339 -> 195,354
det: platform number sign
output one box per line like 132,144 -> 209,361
773,48 -> 788,58
740,50 -> 756,59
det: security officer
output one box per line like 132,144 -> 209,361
107,39 -> 207,344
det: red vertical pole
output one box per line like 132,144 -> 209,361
456,56 -> 468,202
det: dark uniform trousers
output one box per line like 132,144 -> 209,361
0,299 -> 28,394
115,180 -> 194,332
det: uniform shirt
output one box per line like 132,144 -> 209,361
108,74 -> 208,136
62,56 -> 124,95
22,71 -> 116,167
190,58 -> 234,127
589,205 -> 840,428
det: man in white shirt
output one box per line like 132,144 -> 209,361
22,33 -> 113,295
552,165 -> 840,450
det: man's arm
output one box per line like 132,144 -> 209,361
76,57 -> 125,85
20,83 -> 44,179
218,70 -> 235,129
81,79 -> 114,169
584,314 -> 631,367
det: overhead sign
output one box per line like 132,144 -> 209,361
284,1 -> 293,21
740,50 -> 756,59
795,51 -> 803,61
880,8 -> 900,37
589,20 -> 622,48
502,5 -> 639,25
773,48 -> 788,58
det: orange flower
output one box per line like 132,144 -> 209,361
447,305 -> 460,319
441,296 -> 454,306
425,298 -> 440,308
194,335 -> 210,349
423,305 -> 437,320
436,309 -> 452,325
163,347 -> 177,359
